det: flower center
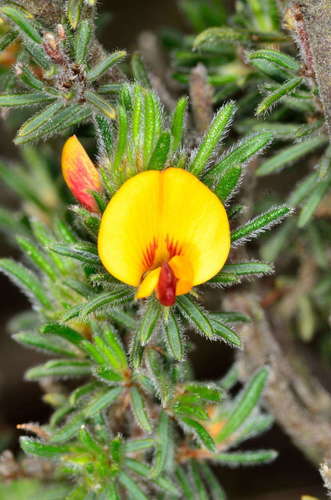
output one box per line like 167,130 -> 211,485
156,262 -> 177,306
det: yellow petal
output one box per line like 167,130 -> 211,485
135,267 -> 161,299
98,167 -> 230,287
62,135 -> 103,213
169,255 -> 193,295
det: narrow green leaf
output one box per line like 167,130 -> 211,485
62,288 -> 134,320
164,309 -> 184,361
130,386 -> 152,433
257,77 -> 303,115
26,359 -> 91,380
108,309 -> 136,330
206,132 -> 272,182
75,19 -> 93,64
148,131 -> 171,169
14,332 -> 75,357
194,27 -> 250,50
24,38 -> 50,69
199,462 -> 226,500
0,30 -> 17,51
143,90 -> 157,165
215,449 -> 277,465
16,236 -> 57,281
0,5 -> 42,43
15,104 -> 92,144
0,92 -> 55,107
180,417 -> 215,451
171,96 -> 188,153
49,243 -> 100,266
131,52 -> 151,88
87,51 -> 127,81
41,323 -> 85,346
138,300 -> 161,345
221,261 -> 274,277
176,295 -> 213,338
118,472 -> 148,500
85,90 -> 116,119
298,179 -> 331,227
217,367 -> 269,442
211,319 -> 241,347
125,459 -> 180,496
185,384 -> 221,402
189,102 -> 236,176
248,49 -> 300,72
19,65 -> 45,91
126,438 -> 155,454
20,437 -> 70,457
84,387 -> 123,418
0,258 -> 50,308
67,0 -> 83,29
175,466 -> 193,499
216,164 -> 242,201
69,381 -> 100,406
231,205 -> 291,245
257,136 -> 327,176
112,104 -> 128,176
190,461 -> 209,500
51,413 -> 85,443
150,411 -> 170,478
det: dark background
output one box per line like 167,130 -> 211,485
0,1 -> 327,498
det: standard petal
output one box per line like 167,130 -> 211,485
62,135 -> 102,213
98,170 -> 162,286
160,168 -> 230,285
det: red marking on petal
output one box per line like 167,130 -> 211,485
156,262 -> 177,306
166,235 -> 182,259
142,238 -> 158,270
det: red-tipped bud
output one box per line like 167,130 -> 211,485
61,135 -> 103,213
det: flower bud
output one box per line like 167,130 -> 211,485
62,135 -> 103,213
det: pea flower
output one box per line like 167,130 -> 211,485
62,135 -> 103,213
98,168 -> 230,306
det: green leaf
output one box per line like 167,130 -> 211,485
210,319 -> 241,347
41,323 -> 85,346
20,437 -> 70,457
0,92 -> 55,107
26,359 -> 91,380
190,461 -> 209,500
24,38 -> 50,69
87,51 -> 127,81
148,131 -> 171,170
13,331 -> 75,357
130,386 -> 152,433
16,101 -> 64,141
248,49 -> 300,72
176,295 -> 214,338
164,309 -> 184,361
69,381 -> 99,406
138,300 -> 161,345
74,19 -> 93,64
85,90 -> 116,120
206,132 -> 272,183
0,258 -> 50,308
194,27 -> 250,50
171,97 -> 188,154
257,77 -> 303,115
15,104 -> 92,144
16,236 -> 57,281
199,462 -> 226,500
126,438 -> 155,454
185,383 -> 221,402
189,102 -> 236,176
67,0 -> 83,29
150,411 -> 170,478
0,30 -> 17,51
231,205 -> 291,245
103,328 -> 128,371
62,288 -> 134,320
112,104 -> 128,178
49,243 -> 100,266
217,367 -> 269,442
84,387 -> 123,418
298,179 -> 331,227
257,136 -> 327,176
125,459 -> 180,496
216,164 -> 242,201
221,261 -> 274,277
215,449 -> 277,465
175,466 -> 193,499
180,417 -> 215,451
0,5 -> 42,43
118,472 -> 148,500
131,52 -> 151,88
18,65 -> 45,91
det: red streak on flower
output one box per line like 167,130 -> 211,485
143,238 -> 158,270
67,158 -> 101,213
166,235 -> 182,259
156,262 -> 177,306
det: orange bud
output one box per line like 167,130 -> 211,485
61,135 -> 103,213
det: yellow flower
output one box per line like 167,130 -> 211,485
98,168 -> 230,306
62,135 -> 103,213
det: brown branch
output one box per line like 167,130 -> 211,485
224,291 -> 331,465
